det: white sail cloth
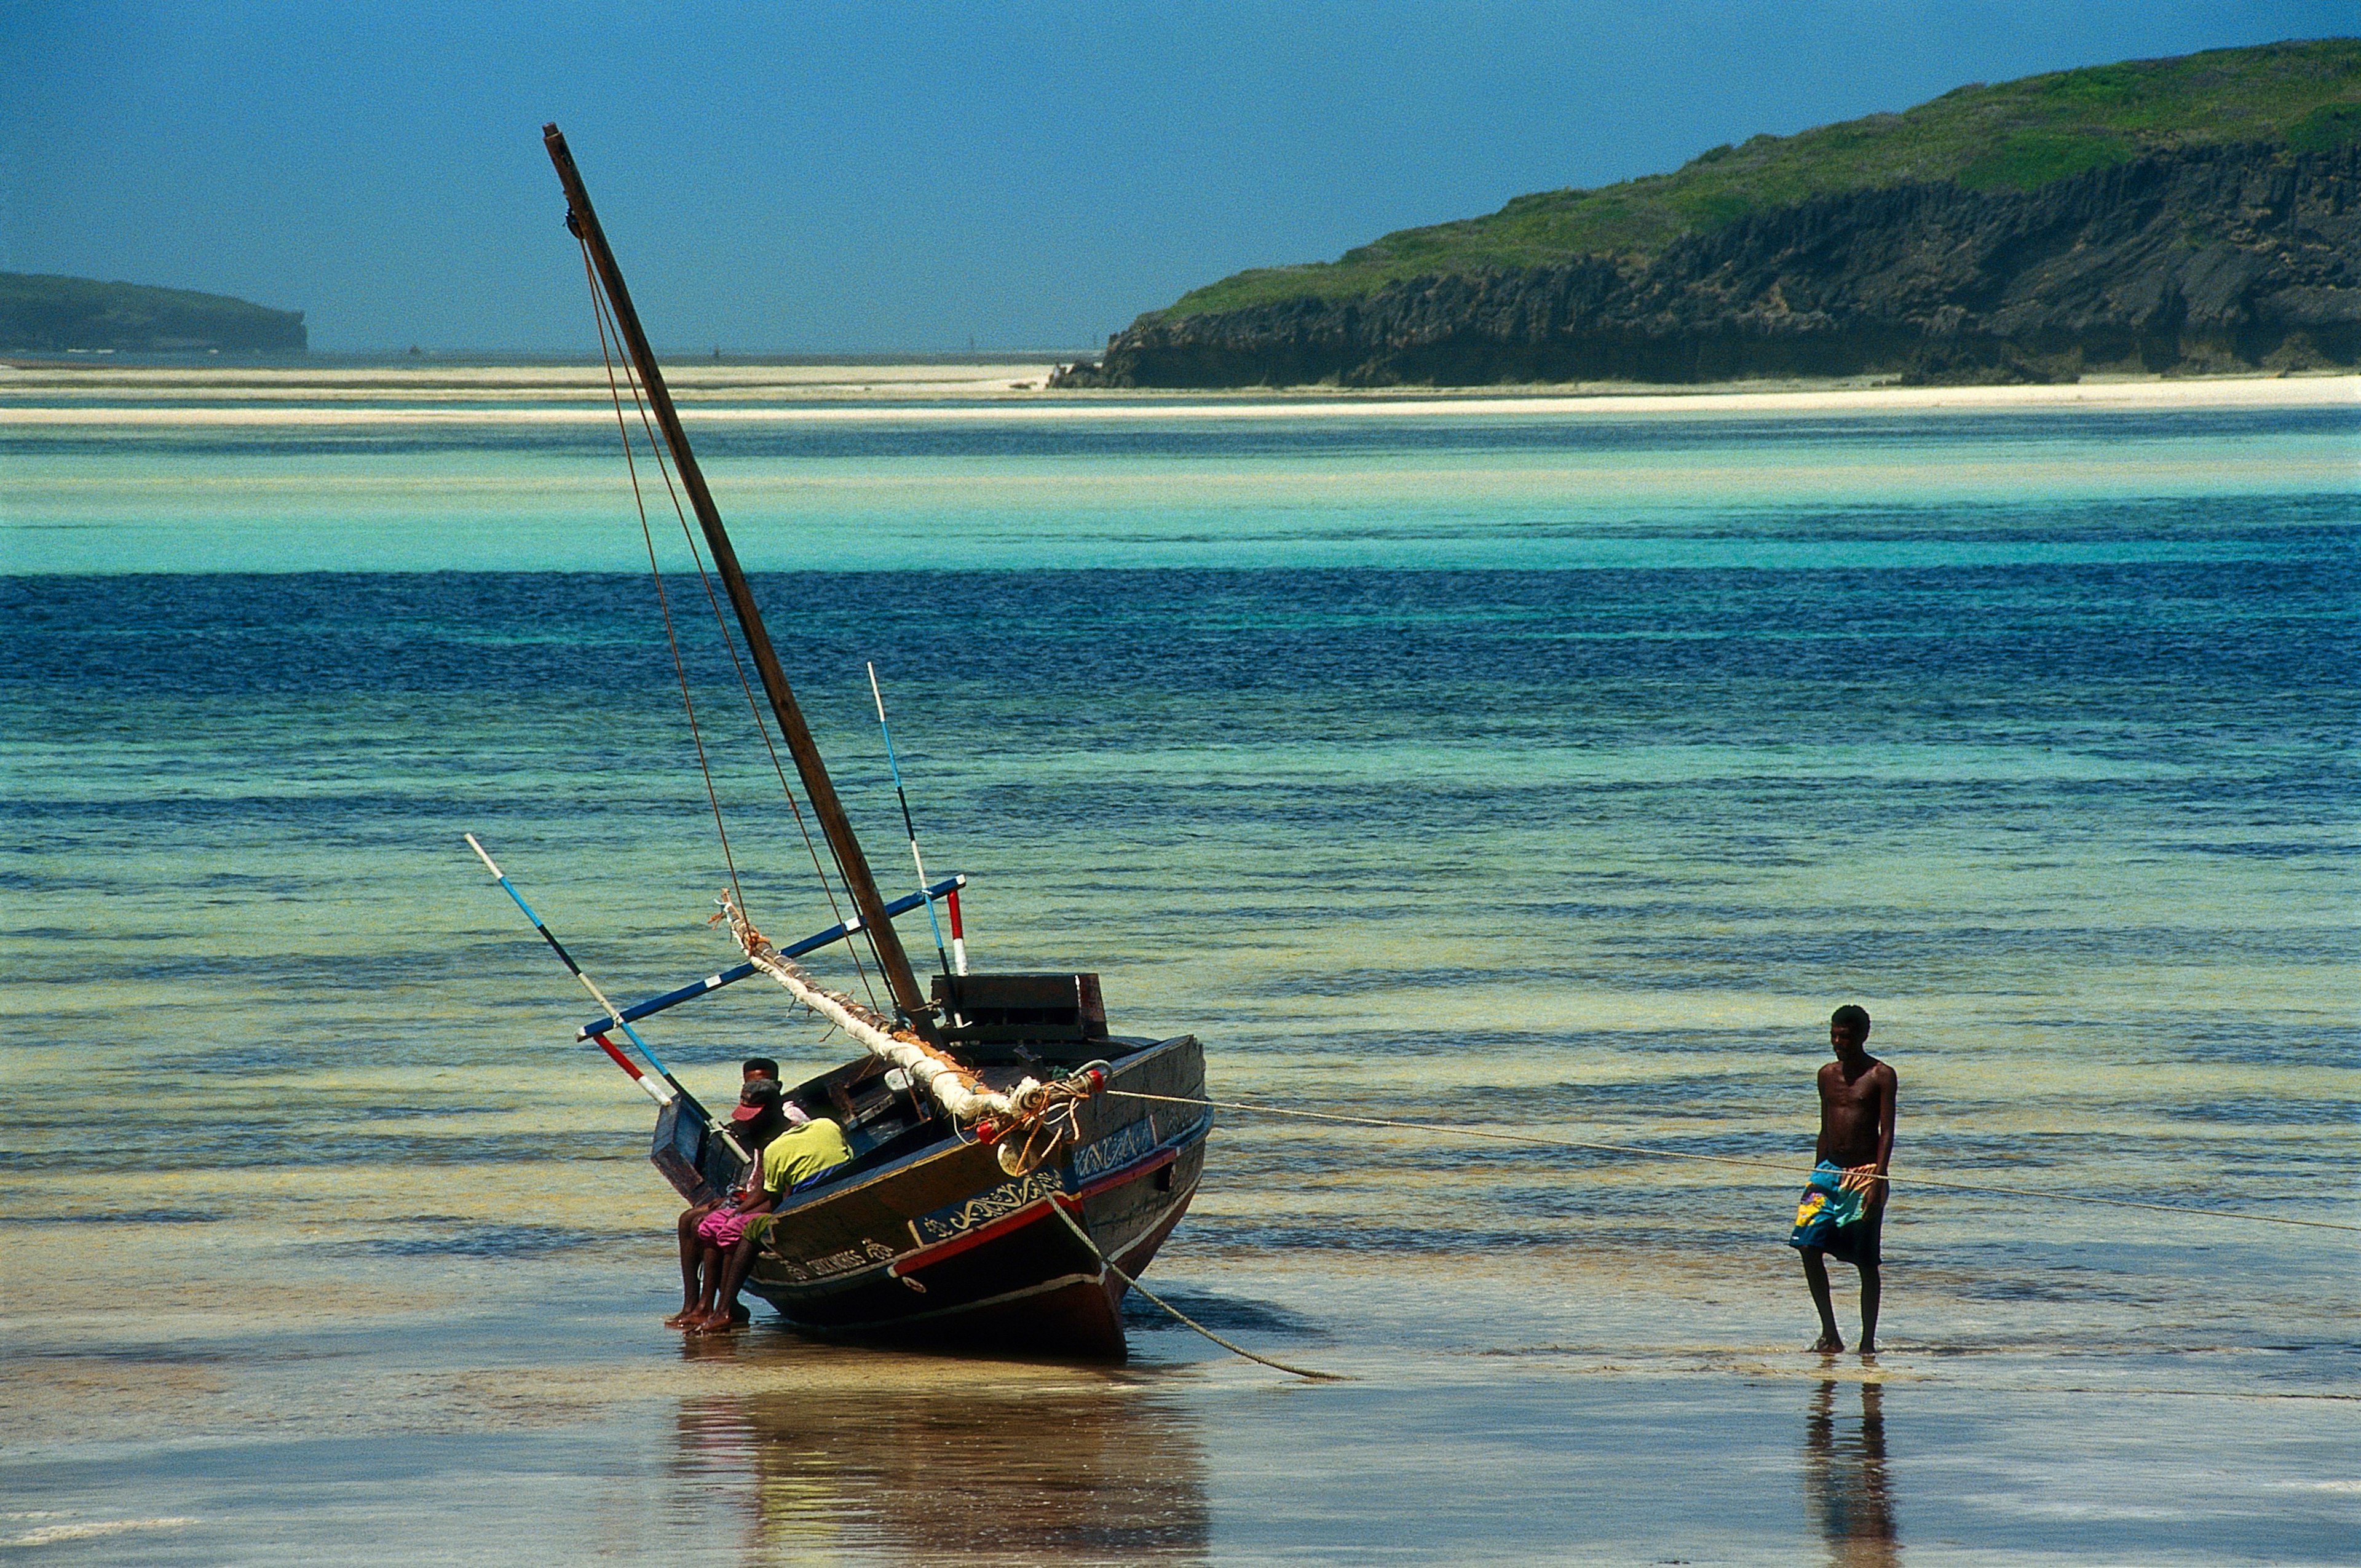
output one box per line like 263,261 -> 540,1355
722,898 -> 1044,1126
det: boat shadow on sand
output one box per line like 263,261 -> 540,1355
1119,1286 -> 1331,1340
648,1285 -> 1315,1559
666,1369 -> 1213,1562
678,1280 -> 1327,1363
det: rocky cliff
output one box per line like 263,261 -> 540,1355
1055,141 -> 2361,388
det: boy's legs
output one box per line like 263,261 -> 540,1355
1854,1200 -> 1884,1352
690,1220 -> 770,1334
1801,1247 -> 1844,1352
692,1242 -> 726,1316
666,1203 -> 716,1326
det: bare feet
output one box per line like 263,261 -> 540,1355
1859,1339 -> 1878,1355
1812,1334 -> 1845,1353
662,1307 -> 698,1329
687,1310 -> 742,1336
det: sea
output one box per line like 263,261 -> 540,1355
3,367 -> 2355,1565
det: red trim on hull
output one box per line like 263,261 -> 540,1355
887,1197 -> 1061,1278
880,1138 -> 1189,1288
754,1166 -> 1201,1358
729,1032 -> 1208,1359
1072,1145 -> 1177,1202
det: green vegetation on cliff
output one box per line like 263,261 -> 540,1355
1162,38 -> 2361,321
0,272 -> 307,354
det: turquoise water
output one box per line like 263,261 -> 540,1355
3,387 -> 2356,1563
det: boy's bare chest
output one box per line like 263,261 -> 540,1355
1820,1067 -> 1883,1112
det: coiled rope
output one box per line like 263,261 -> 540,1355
1103,1090 -> 2361,1235
980,1079 -> 1093,1178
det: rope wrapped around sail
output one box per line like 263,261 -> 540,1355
720,894 -> 1052,1131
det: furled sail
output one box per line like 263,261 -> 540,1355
721,895 -> 1086,1149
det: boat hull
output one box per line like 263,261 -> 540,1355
740,1033 -> 1208,1360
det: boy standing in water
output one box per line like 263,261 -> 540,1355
1803,1004 -> 1897,1353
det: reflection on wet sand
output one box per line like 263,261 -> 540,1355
668,1349 -> 1209,1564
1805,1380 -> 1900,1567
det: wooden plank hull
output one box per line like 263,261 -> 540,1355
740,1033 -> 1208,1361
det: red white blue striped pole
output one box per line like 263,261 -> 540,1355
464,833 -> 674,1105
588,1032 -> 668,1104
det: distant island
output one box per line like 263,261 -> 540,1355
1,273 -> 306,354
1054,39 -> 2361,388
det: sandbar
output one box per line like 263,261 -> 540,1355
1,362 -> 2352,427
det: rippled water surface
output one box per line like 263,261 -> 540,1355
4,386 -> 2356,1564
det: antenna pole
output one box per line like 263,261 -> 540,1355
868,662 -> 954,980
542,122 -> 938,1039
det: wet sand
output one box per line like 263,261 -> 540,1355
6,1227 -> 2354,1564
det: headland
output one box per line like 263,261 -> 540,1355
1054,40 -> 2361,389
0,272 -> 307,355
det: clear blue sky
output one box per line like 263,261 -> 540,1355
3,1 -> 2348,353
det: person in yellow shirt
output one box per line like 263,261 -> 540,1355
684,1098 -> 853,1334
664,1059 -> 780,1328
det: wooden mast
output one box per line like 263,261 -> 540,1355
542,122 -> 938,1039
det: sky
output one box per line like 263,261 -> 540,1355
3,1 -> 2351,354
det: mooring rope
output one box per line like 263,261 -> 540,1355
1047,1202 -> 1347,1382
1103,1090 -> 2361,1235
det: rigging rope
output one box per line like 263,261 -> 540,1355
1103,1090 -> 2361,1235
1046,1201 -> 1347,1382
679,542 -> 882,1009
579,260 -> 885,1010
580,238 -> 745,917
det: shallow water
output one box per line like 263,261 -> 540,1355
2,382 -> 2356,1563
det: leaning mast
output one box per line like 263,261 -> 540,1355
542,122 -> 939,1039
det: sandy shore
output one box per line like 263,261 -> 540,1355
1,362 -> 2352,425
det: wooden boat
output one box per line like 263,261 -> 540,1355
533,125 -> 1209,1360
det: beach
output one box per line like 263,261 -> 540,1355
3,371 -> 2355,1563
3,360 -> 2355,421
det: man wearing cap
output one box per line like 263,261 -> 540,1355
663,1066 -> 786,1328
686,1098 -> 854,1335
